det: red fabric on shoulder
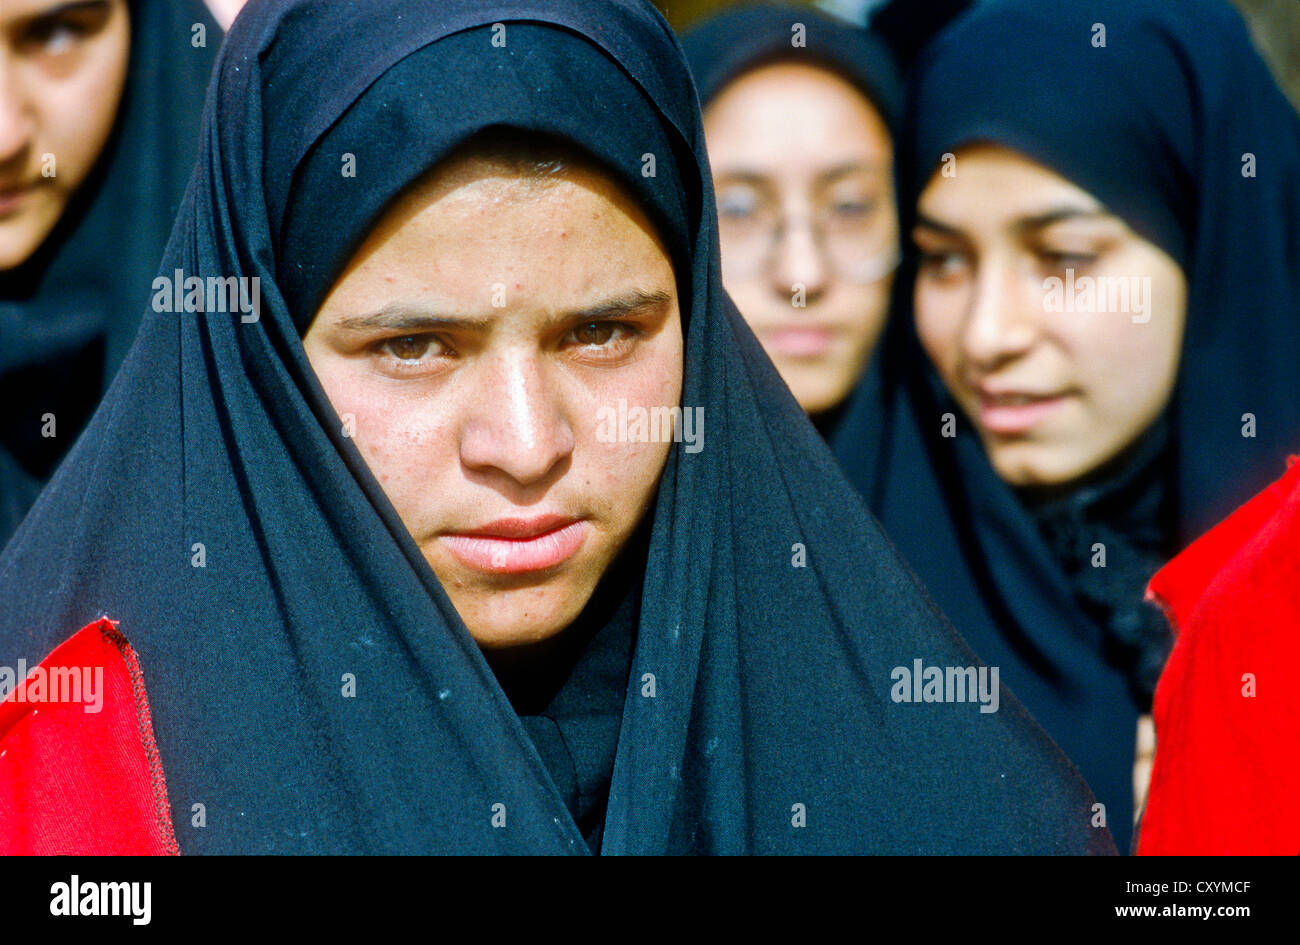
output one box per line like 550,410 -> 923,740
0,618 -> 179,855
1139,456 -> 1300,855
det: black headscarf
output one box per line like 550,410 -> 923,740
0,0 -> 219,549
681,3 -> 901,128
867,0 -> 973,78
0,0 -> 1113,854
834,0 -> 1300,853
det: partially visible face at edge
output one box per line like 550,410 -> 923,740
703,60 -> 897,416
0,0 -> 130,270
912,143 -> 1187,487
304,151 -> 683,650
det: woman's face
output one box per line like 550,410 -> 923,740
703,61 -> 896,415
304,154 -> 683,650
0,0 -> 129,270
913,144 -> 1187,487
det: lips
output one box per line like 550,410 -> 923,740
0,185 -> 31,217
440,515 -> 586,575
975,388 -> 1074,435
762,325 -> 835,359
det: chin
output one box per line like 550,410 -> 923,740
795,388 -> 843,416
986,445 -> 1090,488
0,228 -> 44,271
0,201 -> 61,271
786,370 -> 853,416
454,583 -> 592,651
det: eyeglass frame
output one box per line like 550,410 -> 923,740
715,183 -> 902,284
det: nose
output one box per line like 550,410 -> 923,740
0,60 -> 34,165
458,350 -> 574,488
770,212 -> 828,306
960,257 -> 1039,372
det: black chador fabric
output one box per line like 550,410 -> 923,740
833,0 -> 1300,853
0,0 -> 220,549
0,0 -> 1113,854
867,0 -> 973,77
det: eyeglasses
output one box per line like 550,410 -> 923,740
715,180 -> 900,284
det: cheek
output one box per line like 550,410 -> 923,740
356,404 -> 454,486
914,284 -> 964,377
1145,273 -> 1188,392
43,38 -> 129,190
1066,250 -> 1186,406
584,437 -> 671,520
573,336 -> 683,508
316,363 -> 455,516
838,278 -> 891,337
1068,307 -> 1183,416
721,272 -> 771,314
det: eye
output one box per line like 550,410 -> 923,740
716,185 -> 763,220
20,8 -> 103,55
377,334 -> 445,362
917,249 -> 970,282
571,322 -> 615,346
828,197 -> 876,219
563,320 -> 642,359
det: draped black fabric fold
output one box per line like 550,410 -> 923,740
0,0 -> 219,549
832,0 -> 1300,854
1021,416 -> 1176,707
0,0 -> 1112,854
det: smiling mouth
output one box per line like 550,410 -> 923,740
976,391 -> 1074,435
440,518 -> 587,575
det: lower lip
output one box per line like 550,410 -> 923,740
978,394 -> 1072,435
0,188 -> 29,217
441,521 -> 586,575
764,326 -> 834,359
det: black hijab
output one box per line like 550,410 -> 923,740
0,0 -> 219,549
0,0 -> 1113,854
835,0 -> 1300,853
867,0 -> 973,77
681,3 -> 901,127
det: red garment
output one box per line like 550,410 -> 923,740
1139,456 -> 1300,855
0,618 -> 178,855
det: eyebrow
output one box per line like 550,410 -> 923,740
912,213 -> 964,238
333,289 -> 673,334
1013,206 -> 1115,233
716,161 -> 886,187
914,206 -> 1116,238
11,0 -> 109,28
816,161 -> 887,184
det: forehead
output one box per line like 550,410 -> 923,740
376,156 -> 662,254
322,158 -> 674,311
918,144 -> 1105,229
704,61 -> 891,173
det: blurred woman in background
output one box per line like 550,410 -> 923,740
0,0 -> 221,548
842,0 -> 1300,852
682,4 -> 901,432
